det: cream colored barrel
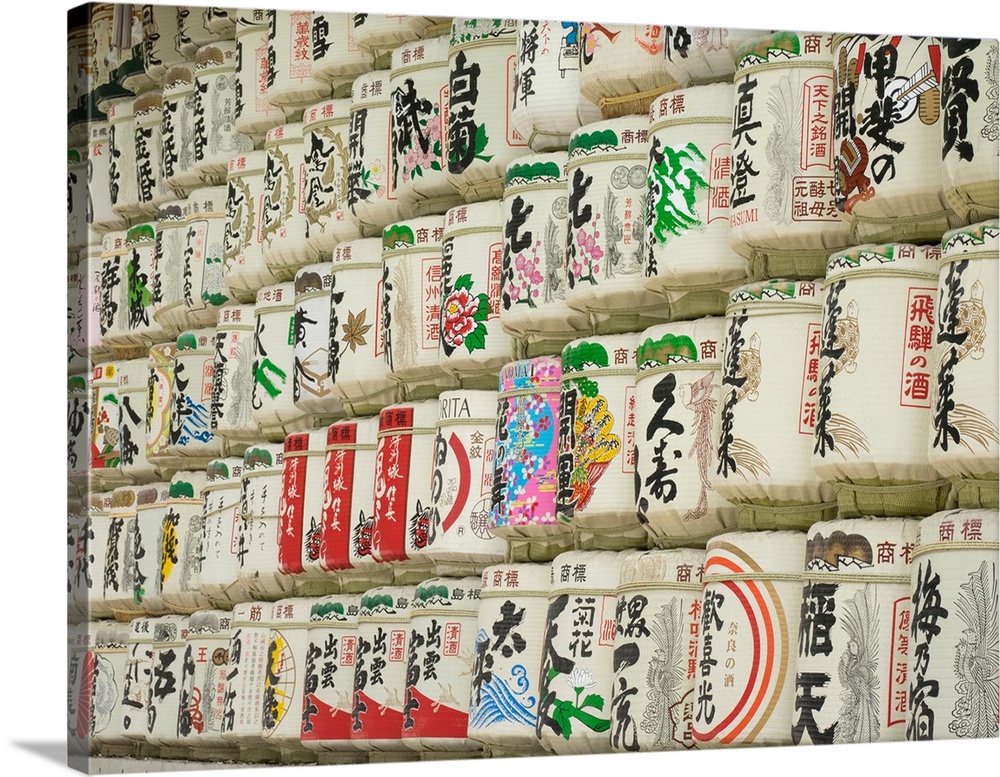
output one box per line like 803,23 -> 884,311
98,232 -> 132,353
420,390 -> 506,576
224,150 -> 281,303
929,221 -> 999,509
347,70 -> 400,235
644,84 -> 747,318
565,117 -> 668,334
68,146 -> 88,251
252,283 -> 311,439
510,21 -> 602,152
729,32 -> 853,281
794,517 -> 920,744
161,63 -> 200,195
260,123 -> 315,278
88,121 -> 129,232
177,6 -> 225,59
168,329 -> 226,463
353,13 -> 452,60
193,42 -> 254,184
832,34 -> 963,244
559,335 -> 645,550
292,263 -> 345,423
67,375 -> 92,489
200,457 -> 251,607
318,418 -> 394,591
311,11 -> 371,87
121,616 -> 155,748
144,615 -> 192,756
77,243 -> 114,360
445,19 -> 528,203
68,259 -> 84,366
265,9 -> 333,114
439,201 -> 515,388
328,238 -> 402,415
813,243 -> 948,516
117,6 -> 156,98
121,222 -> 166,348
907,509 -> 999,741
389,35 -> 462,218
104,486 -> 142,621
402,577 -> 483,753
133,90 -> 172,216
490,356 -> 572,561
239,443 -> 295,600
692,530 -> 806,747
211,304 -> 261,443
152,199 -> 192,338
133,481 -> 176,616
537,550 -> 625,755
634,319 -> 737,548
234,9 -> 287,141
501,153 -> 590,358
467,564 -> 550,755
578,22 -> 679,119
67,497 -> 89,624
661,27 -> 760,87
87,491 -> 115,620
116,358 -> 158,484
159,471 -> 212,614
146,343 -> 181,470
67,622 -> 94,759
205,8 -> 237,37
90,362 -> 125,487
714,280 -> 837,529
183,186 -> 234,327
302,99 -> 361,255
90,622 -> 132,755
610,548 -> 707,752
942,39 -> 999,224
381,217 -> 461,399
108,97 -> 142,221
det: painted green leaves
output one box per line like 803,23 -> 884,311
648,139 -> 709,244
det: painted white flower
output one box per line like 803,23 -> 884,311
566,667 -> 596,692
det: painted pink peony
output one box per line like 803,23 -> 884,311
442,287 -> 480,347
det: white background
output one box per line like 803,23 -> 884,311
3,0 -> 997,774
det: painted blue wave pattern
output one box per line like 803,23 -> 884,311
178,396 -> 213,445
469,669 -> 536,730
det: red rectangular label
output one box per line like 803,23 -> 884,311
277,434 -> 309,575
373,426 -> 413,563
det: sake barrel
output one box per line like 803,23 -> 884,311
67,497 -> 90,624
261,123 -> 314,278
907,509 -> 1000,741
200,457 -> 251,607
220,601 -> 281,761
205,7 -> 237,37
729,32 -> 854,281
159,470 -> 212,614
168,329 -> 226,463
88,121 -> 129,232
813,243 -> 949,517
104,485 -> 143,621
402,577 -> 483,752
182,186 -> 233,327
318,418 -> 394,592
133,90 -> 173,216
942,39 -> 1000,224
634,319 -> 738,548
292,263 -> 345,423
176,5 -> 225,60
212,304 -> 263,443
419,390 -> 506,577
116,357 -> 158,484
161,62 -> 201,196
132,481 -> 175,616
89,4 -> 116,98
278,428 -> 339,592
252,283 -> 312,439
302,99 -> 361,256
328,238 -> 402,416
929,221 -> 1000,509
67,374 -> 92,489
90,622 -> 132,756
644,84 -> 747,318
152,198 -> 193,338
381,217 -> 461,399
265,9 -> 333,113
120,222 -> 165,349
610,548 -> 707,752
239,443 -> 296,600
67,259 -> 85,374
300,595 -> 366,761
714,280 -> 838,529
67,24 -> 90,115
578,22 -> 679,119
311,11 -> 371,86
68,146 -> 88,251
121,616 -> 156,749
116,6 -> 155,99
794,517 -> 920,745
87,491 -> 115,620
347,70 -> 400,235
75,241 -> 113,361
692,530 -> 807,747
90,361 -> 125,486
193,42 -> 254,184
508,21 -> 602,152
389,35 -> 464,218
439,201 -> 515,388
467,564 -> 550,755
67,622 -> 94,759
559,335 -> 645,550
565,118 -> 668,335
501,154 -> 590,358
371,401 -> 439,582
107,96 -> 142,221
536,550 -> 625,755
234,8 -> 287,141
144,615 -> 191,756
832,34 -> 963,244
661,27 -> 760,88
177,610 -> 237,759
353,13 -> 452,60
146,342 -> 181,469
446,18 -> 529,203
350,586 -> 418,752
224,150 -> 282,303
98,231 -> 132,353
263,598 -> 322,762
490,356 -> 572,561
